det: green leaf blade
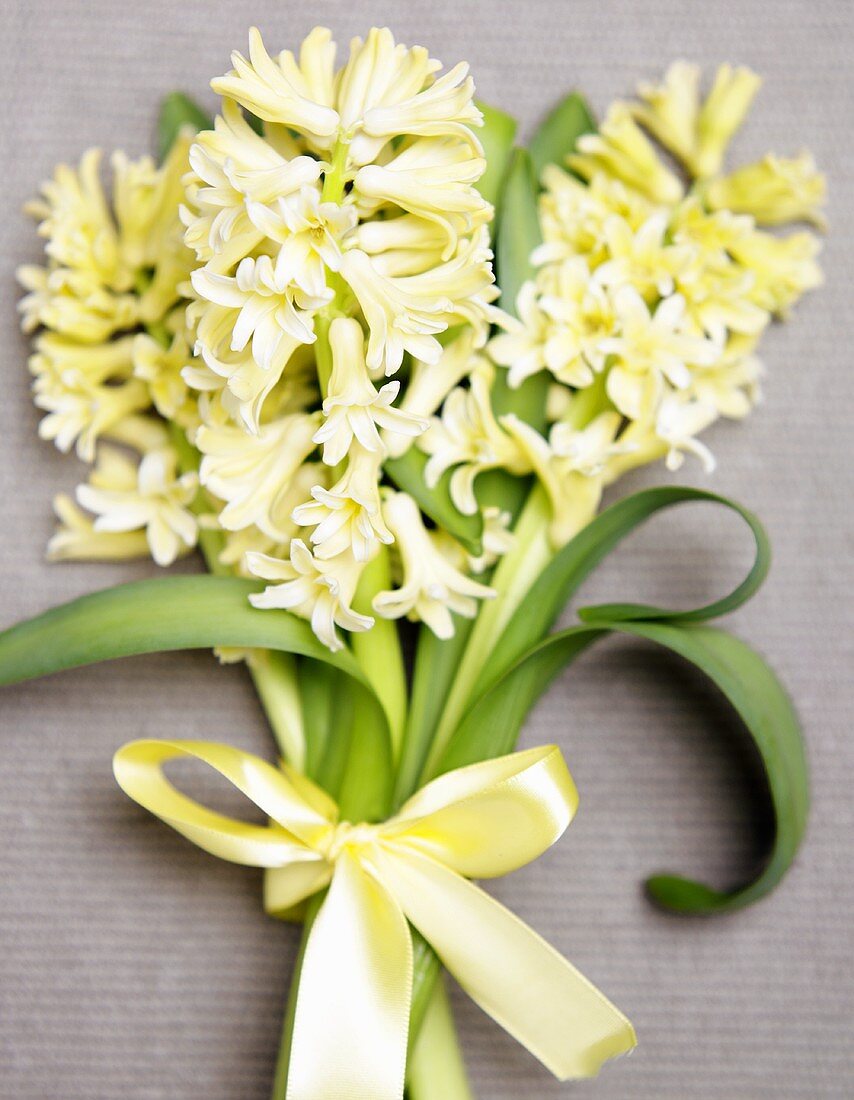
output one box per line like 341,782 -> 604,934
529,91 -> 596,181
476,486 -> 771,707
618,620 -> 809,913
157,92 -> 212,160
439,618 -> 808,915
474,99 -> 518,212
0,576 -> 361,686
489,146 -> 550,464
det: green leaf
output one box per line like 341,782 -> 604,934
299,658 -> 352,782
495,147 -> 541,312
392,614 -> 475,808
352,546 -> 408,758
528,91 -> 596,181
398,145 -> 554,798
439,618 -> 807,914
476,147 -> 550,512
476,486 -> 770,705
157,92 -> 212,160
429,485 -> 802,914
474,99 -> 518,211
490,147 -> 550,437
438,624 -> 604,772
0,577 -> 396,822
404,106 -> 599,806
336,686 -> 395,823
385,448 -> 483,556
0,576 -> 361,686
623,622 -> 808,913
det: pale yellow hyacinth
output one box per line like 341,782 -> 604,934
20,132 -> 200,560
473,61 -> 825,550
569,104 -> 684,205
314,317 -> 428,466
23,45 -> 825,654
633,61 -> 761,179
373,491 -> 495,638
47,494 -> 151,562
707,152 -> 827,228
184,26 -> 498,397
182,25 -> 505,644
247,540 -> 373,652
74,446 -> 198,566
420,363 -> 530,515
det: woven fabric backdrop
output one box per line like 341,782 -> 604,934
1,2 -> 852,1096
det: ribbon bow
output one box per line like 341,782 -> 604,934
114,740 -> 635,1099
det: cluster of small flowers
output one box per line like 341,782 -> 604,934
20,27 -> 508,651
423,63 -> 825,545
20,45 -> 825,653
18,134 -> 204,567
180,27 -> 506,650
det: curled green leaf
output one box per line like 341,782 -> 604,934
438,617 -> 807,914
477,486 -> 770,704
424,485 -> 802,914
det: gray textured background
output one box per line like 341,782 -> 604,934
1,2 -> 852,1097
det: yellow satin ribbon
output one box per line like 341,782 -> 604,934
113,740 -> 636,1099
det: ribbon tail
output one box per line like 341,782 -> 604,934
376,846 -> 636,1080
287,850 -> 413,1100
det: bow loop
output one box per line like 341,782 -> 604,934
384,744 -> 578,878
113,739 -> 333,867
114,738 -> 636,1099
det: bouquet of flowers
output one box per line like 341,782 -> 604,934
2,26 -> 823,1099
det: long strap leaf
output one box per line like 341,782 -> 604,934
0,576 -> 362,686
0,574 -> 396,822
438,618 -> 807,914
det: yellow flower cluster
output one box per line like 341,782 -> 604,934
468,62 -> 824,543
18,135 -> 201,565
21,47 -> 826,652
177,27 -> 505,649
22,26 -> 508,651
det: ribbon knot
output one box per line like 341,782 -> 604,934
321,820 -> 377,862
114,739 -> 635,1100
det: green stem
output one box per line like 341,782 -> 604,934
409,931 -> 443,1046
406,977 -> 472,1100
313,310 -> 336,397
249,650 -> 305,768
313,136 -> 353,395
421,485 -> 553,781
352,547 -> 408,760
321,137 -> 350,204
393,616 -> 474,808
